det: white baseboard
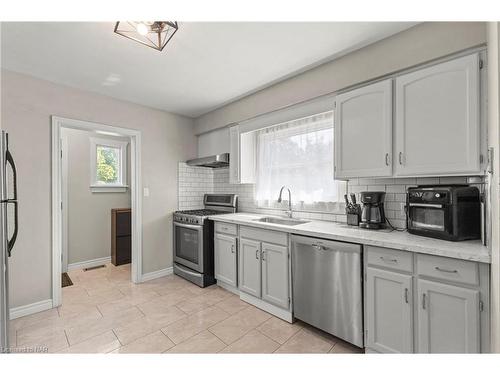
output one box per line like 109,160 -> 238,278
140,267 -> 173,282
217,280 -> 239,295
240,292 -> 293,323
10,299 -> 54,320
67,256 -> 111,271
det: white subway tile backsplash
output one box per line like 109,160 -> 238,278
393,193 -> 407,202
392,178 -> 417,185
416,177 -> 440,185
368,185 -> 386,191
179,162 -> 483,230
386,185 -> 406,193
386,202 -> 404,211
438,176 -> 468,184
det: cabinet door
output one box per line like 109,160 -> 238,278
334,79 -> 393,178
366,267 -> 413,353
229,125 -> 240,184
417,279 -> 480,353
214,233 -> 237,287
261,242 -> 289,309
395,54 -> 480,176
238,238 -> 261,297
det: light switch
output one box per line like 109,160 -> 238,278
143,187 -> 150,197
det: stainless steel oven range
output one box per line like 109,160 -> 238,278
173,194 -> 237,287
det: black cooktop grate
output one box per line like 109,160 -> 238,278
175,209 -> 224,216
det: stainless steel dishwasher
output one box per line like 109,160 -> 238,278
291,235 -> 363,348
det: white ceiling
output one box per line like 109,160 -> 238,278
1,22 -> 417,118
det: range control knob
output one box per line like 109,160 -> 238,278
435,193 -> 440,198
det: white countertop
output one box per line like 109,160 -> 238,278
209,213 -> 491,263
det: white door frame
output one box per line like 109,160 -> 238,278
61,131 -> 69,273
51,116 -> 142,307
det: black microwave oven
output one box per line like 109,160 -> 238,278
406,185 -> 480,241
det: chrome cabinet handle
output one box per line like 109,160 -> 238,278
312,244 -> 324,251
385,153 -> 390,166
398,152 -> 403,165
380,256 -> 398,263
435,266 -> 458,273
404,288 -> 409,304
255,249 -> 259,259
422,293 -> 427,309
261,250 -> 266,261
231,245 -> 235,254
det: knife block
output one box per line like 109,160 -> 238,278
347,213 -> 360,226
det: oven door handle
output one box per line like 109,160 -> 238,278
175,264 -> 204,278
408,203 -> 443,209
174,222 -> 203,230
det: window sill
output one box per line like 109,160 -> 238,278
90,185 -> 128,193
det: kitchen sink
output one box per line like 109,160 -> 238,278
253,217 -> 309,226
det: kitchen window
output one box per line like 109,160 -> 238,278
255,110 -> 345,212
90,137 -> 128,192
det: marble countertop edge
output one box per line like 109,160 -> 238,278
208,213 -> 491,264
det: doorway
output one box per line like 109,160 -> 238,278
51,116 -> 142,308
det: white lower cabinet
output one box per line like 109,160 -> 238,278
238,226 -> 291,312
417,279 -> 480,353
261,242 -> 289,309
214,233 -> 237,287
364,246 -> 489,353
366,267 -> 413,353
238,238 -> 262,298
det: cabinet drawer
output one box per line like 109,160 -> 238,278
366,246 -> 413,273
215,222 -> 238,236
240,226 -> 288,246
416,254 -> 479,286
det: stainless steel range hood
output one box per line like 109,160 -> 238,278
186,153 -> 230,168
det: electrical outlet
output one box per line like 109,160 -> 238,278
143,187 -> 150,197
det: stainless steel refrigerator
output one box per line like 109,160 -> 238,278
0,130 -> 18,351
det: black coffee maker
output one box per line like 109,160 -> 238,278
359,191 -> 386,229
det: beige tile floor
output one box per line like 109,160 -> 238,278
9,263 -> 363,354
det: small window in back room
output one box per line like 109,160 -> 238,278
90,137 -> 128,192
255,110 -> 345,213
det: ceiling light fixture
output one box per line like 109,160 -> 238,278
114,21 -> 179,52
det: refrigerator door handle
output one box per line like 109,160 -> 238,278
5,149 -> 18,256
6,200 -> 18,257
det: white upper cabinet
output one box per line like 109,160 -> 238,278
229,125 -> 240,184
229,125 -> 256,184
395,54 -> 481,176
334,79 -> 393,178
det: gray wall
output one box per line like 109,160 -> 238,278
1,70 -> 197,308
64,128 -> 131,265
195,22 -> 486,135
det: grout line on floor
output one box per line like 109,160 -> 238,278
277,326 -> 305,348
63,328 -> 70,348
16,264 -> 359,353
111,329 -> 124,347
95,305 -> 105,317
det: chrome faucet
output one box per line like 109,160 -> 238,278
278,186 -> 293,218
